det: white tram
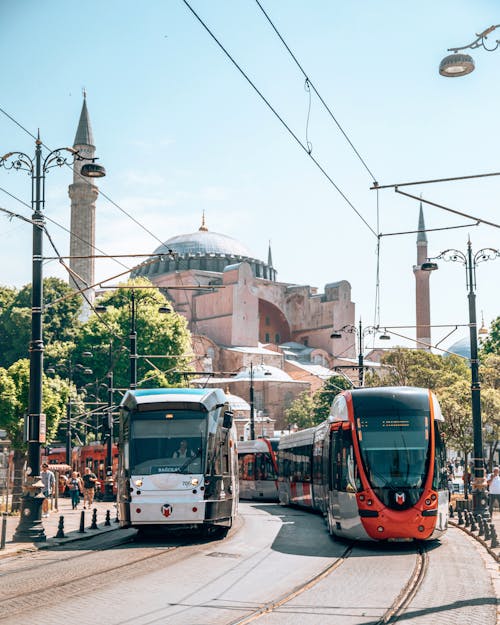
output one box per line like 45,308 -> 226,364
117,388 -> 238,537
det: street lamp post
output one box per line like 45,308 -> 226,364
331,321 -> 390,387
0,136 -> 104,542
422,239 -> 500,516
439,24 -> 500,77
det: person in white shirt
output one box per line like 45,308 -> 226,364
487,466 -> 500,515
173,439 -> 194,459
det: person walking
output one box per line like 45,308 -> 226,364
67,471 -> 83,510
40,463 -> 55,518
82,466 -> 98,509
487,467 -> 500,515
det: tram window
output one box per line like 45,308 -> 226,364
433,422 -> 448,490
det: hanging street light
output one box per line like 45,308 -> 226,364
439,25 -> 500,77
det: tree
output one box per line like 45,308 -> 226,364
313,375 -> 353,422
0,359 -> 71,510
284,391 -> 315,430
365,348 -> 469,390
480,316 -> 500,356
73,279 -> 193,392
285,375 -> 352,430
0,278 -> 82,368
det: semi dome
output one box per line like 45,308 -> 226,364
154,230 -> 252,258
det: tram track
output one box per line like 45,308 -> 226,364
0,540 -> 180,611
225,542 -> 428,625
227,543 -> 354,625
375,545 -> 428,624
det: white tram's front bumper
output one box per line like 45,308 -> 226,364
129,473 -> 206,525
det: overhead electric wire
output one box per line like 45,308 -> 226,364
254,0 -> 377,183
181,0 -> 377,239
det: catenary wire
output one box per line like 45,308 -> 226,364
181,0 -> 378,239
254,0 -> 378,183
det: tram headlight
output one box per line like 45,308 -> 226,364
431,494 -> 437,501
418,525 -> 424,532
425,498 -> 431,506
359,494 -> 365,501
377,526 -> 384,533
367,499 -> 373,506
191,478 -> 199,486
134,479 -> 143,487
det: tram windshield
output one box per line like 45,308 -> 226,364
356,411 -> 430,489
130,410 -> 206,475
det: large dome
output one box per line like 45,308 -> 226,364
132,214 -> 277,282
154,230 -> 252,258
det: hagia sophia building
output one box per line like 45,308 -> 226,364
68,97 -> 432,434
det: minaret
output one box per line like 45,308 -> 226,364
267,240 -> 273,268
413,203 -> 431,350
68,92 -> 99,316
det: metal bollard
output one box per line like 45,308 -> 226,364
0,514 -> 7,550
449,504 -> 454,519
470,514 -> 478,532
484,521 -> 491,541
457,510 -> 464,525
114,505 -> 119,523
464,511 -> 471,528
105,510 -> 111,526
79,510 -> 86,533
55,515 -> 65,539
90,508 -> 98,530
478,516 -> 486,537
490,525 -> 499,549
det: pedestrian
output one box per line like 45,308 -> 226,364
67,471 -> 83,510
40,463 -> 55,518
487,467 -> 500,515
82,466 -> 98,509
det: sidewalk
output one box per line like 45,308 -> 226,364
451,504 -> 500,562
0,496 -> 123,559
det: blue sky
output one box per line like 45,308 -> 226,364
1,1 -> 499,353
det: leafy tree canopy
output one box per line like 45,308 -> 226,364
0,359 -> 71,451
480,316 -> 500,357
71,278 -> 193,394
0,278 -> 82,368
285,375 -> 353,430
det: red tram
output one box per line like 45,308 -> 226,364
43,443 -> 119,494
238,438 -> 279,501
278,387 -> 449,541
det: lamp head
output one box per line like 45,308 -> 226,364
439,53 -> 475,77
379,332 -> 391,341
81,162 -> 106,178
421,261 -> 438,272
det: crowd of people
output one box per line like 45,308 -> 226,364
40,463 -> 99,516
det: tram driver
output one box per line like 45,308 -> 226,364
173,439 -> 195,459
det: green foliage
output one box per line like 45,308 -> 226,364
0,278 -> 82,368
284,391 -> 315,430
313,375 -> 353,422
480,316 -> 500,356
0,359 -> 70,451
285,375 -> 352,429
365,348 -> 469,389
73,279 -> 193,392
